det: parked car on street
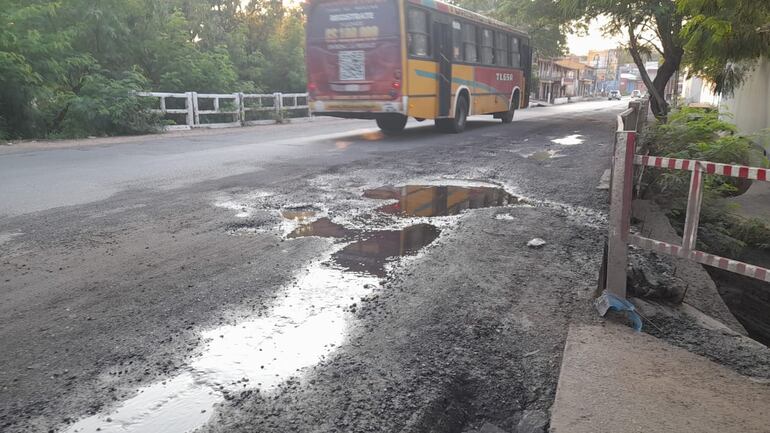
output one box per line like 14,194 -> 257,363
630,89 -> 642,99
608,90 -> 621,100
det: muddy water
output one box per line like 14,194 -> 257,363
364,185 -> 520,217
64,184 -> 519,432
65,249 -> 380,433
333,224 -> 441,277
288,217 -> 354,239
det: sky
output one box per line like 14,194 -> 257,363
566,17 -> 625,56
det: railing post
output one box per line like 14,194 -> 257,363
192,92 -> 200,126
213,97 -> 220,112
274,92 -> 282,118
605,130 -> 637,298
237,92 -> 245,125
185,92 -> 194,127
159,96 -> 166,113
682,162 -> 705,251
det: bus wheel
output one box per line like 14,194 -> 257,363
500,106 -> 514,124
447,97 -> 468,133
376,115 -> 407,135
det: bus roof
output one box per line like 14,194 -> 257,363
406,0 -> 529,38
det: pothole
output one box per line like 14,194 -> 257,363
288,217 -> 354,239
364,185 -> 521,217
333,224 -> 441,277
66,182 -> 517,432
281,205 -> 321,221
525,150 -> 562,161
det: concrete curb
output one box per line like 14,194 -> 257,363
550,323 -> 770,433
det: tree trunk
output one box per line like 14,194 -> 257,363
626,6 -> 685,119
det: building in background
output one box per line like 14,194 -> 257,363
534,57 -> 596,103
585,49 -> 620,92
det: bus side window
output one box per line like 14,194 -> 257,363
495,32 -> 508,66
480,28 -> 494,65
407,8 -> 431,57
510,36 -> 521,68
462,23 -> 477,63
452,20 -> 462,61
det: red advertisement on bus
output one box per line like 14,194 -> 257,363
305,0 -> 403,116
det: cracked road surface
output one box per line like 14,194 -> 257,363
1,100 -> 627,433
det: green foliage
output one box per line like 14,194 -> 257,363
58,71 -> 164,138
679,0 -> 770,95
0,0 -> 306,139
642,106 -> 770,255
560,0 -> 685,118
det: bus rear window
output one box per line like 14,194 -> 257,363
306,0 -> 400,42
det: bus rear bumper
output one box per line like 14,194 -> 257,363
310,99 -> 404,118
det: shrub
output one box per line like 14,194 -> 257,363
57,71 -> 163,138
640,106 -> 770,256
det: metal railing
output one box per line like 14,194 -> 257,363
597,100 -> 770,326
135,91 -> 311,129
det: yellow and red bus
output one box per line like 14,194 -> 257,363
305,0 -> 531,134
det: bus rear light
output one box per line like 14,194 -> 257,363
307,82 -> 317,95
391,81 -> 401,89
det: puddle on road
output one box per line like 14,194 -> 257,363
67,183 -> 516,432
525,149 -> 562,161
551,134 -> 584,146
281,206 -> 319,221
287,217 -> 354,239
364,185 -> 520,217
333,224 -> 440,277
65,247 -> 380,433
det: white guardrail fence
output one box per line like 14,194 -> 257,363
596,99 -> 770,331
134,92 -> 311,130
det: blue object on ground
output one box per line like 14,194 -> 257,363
594,291 -> 643,331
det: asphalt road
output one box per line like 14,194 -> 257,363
1,100 -> 628,433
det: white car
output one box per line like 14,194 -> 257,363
608,90 -> 621,100
630,90 -> 643,99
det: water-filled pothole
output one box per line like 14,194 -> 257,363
333,224 -> 440,277
287,217 -> 354,239
364,185 -> 520,217
66,184 -> 514,432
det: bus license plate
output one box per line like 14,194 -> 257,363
339,50 -> 365,81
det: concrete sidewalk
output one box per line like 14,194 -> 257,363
550,323 -> 770,433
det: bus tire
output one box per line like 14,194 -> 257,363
447,96 -> 468,133
376,115 -> 407,135
501,93 -> 518,124
500,106 -> 514,123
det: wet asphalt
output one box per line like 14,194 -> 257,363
1,100 -> 628,433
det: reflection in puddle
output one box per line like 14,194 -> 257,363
333,224 -> 440,277
281,206 -> 318,221
551,134 -> 584,146
69,182 -> 508,432
288,217 -> 354,239
364,185 -> 520,217
65,249 -> 379,433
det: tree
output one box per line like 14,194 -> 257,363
679,0 -> 770,95
457,0 -> 570,58
562,0 -> 686,118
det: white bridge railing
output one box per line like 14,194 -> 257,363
135,91 -> 311,129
